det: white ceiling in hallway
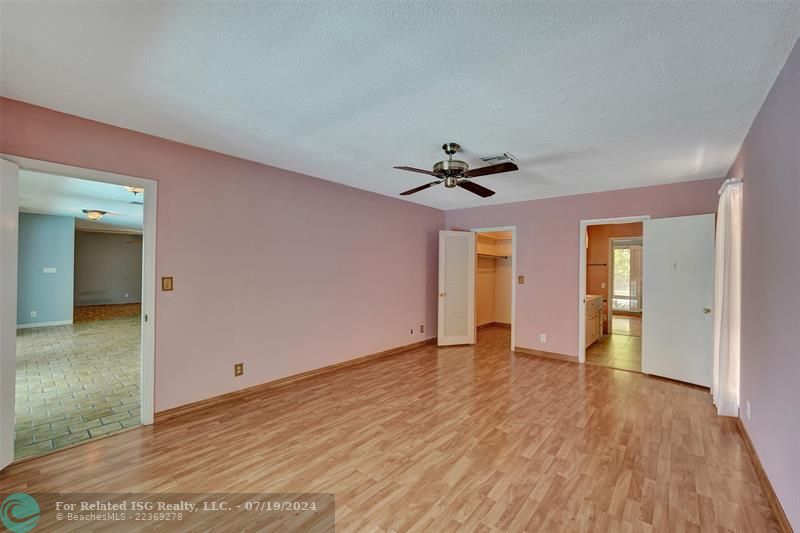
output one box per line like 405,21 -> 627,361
18,170 -> 144,231
2,1 -> 799,210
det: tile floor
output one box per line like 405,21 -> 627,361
586,316 -> 642,371
14,315 -> 141,459
611,314 -> 642,336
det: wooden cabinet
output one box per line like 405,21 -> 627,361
585,295 -> 603,348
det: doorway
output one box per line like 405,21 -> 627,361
578,216 -> 649,368
586,229 -> 644,371
0,156 -> 156,468
610,238 -> 643,330
472,226 -> 516,350
435,227 -> 516,350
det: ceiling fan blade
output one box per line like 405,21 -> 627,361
464,161 -> 519,178
457,180 -> 495,198
400,181 -> 441,196
393,166 -> 440,177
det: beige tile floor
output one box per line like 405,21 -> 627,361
611,314 -> 642,336
587,316 -> 642,371
14,315 -> 141,459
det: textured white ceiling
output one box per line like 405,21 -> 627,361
2,2 -> 799,210
19,170 -> 144,231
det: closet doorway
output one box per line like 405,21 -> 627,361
472,227 -> 516,350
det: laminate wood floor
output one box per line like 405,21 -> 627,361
0,326 -> 778,532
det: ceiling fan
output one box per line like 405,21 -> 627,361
394,142 -> 518,197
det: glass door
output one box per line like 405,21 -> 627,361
612,239 -> 643,313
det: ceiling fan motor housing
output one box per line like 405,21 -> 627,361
433,159 -> 469,176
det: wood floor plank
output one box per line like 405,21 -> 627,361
0,327 -> 782,532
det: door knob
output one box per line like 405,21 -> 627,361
703,307 -> 712,314
439,292 -> 446,298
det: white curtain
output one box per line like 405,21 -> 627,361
712,180 -> 742,417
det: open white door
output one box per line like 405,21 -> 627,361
438,230 -> 476,346
0,159 -> 19,470
643,214 -> 715,386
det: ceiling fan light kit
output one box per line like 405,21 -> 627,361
82,209 -> 107,221
394,142 -> 519,197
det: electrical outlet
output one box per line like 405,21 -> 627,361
540,333 -> 547,343
234,363 -> 244,377
518,275 -> 525,284
601,282 -> 606,289
30,310 -> 37,318
410,328 -> 414,335
420,325 -> 424,334
746,400 -> 751,420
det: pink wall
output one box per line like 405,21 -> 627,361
0,98 -> 444,411
446,179 -> 722,356
729,38 -> 800,530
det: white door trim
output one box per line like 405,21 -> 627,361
0,158 -> 19,470
578,216 -> 650,363
471,226 -> 517,351
1,155 -> 157,427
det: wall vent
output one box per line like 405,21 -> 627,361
480,152 -> 517,163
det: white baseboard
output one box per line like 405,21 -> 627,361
16,320 -> 73,330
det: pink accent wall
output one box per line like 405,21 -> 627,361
446,179 -> 722,356
729,38 -> 800,530
0,98 -> 444,411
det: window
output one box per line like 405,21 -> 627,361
612,240 -> 642,312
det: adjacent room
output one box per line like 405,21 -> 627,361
585,222 -> 644,372
1,2 -> 799,532
14,170 -> 145,458
475,230 -> 513,341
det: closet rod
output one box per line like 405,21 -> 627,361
477,253 -> 510,259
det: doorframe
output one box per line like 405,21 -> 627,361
578,216 -> 649,363
1,155 -> 157,427
470,226 -> 516,351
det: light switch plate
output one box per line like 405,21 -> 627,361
43,267 -> 57,274
161,276 -> 174,291
518,275 -> 525,284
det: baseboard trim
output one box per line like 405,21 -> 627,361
736,418 -> 793,533
514,346 -> 578,363
155,337 -> 438,423
478,321 -> 511,329
16,319 -> 73,329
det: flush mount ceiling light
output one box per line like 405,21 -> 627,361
82,209 -> 107,221
123,185 -> 144,195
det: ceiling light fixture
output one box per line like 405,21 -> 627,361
123,185 -> 144,195
82,209 -> 107,221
